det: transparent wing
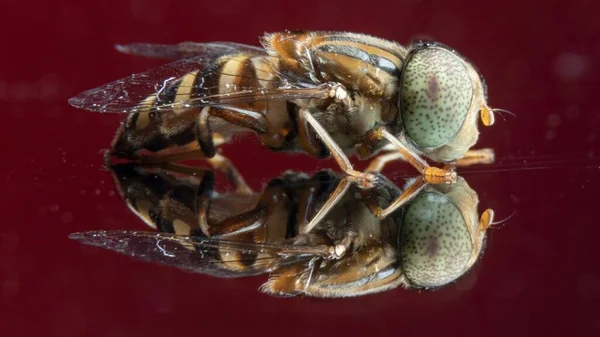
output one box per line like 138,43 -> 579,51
115,41 -> 265,60
70,230 -> 326,278
69,45 -> 329,114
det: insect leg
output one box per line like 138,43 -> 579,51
300,176 -> 352,234
295,84 -> 353,158
379,129 -> 457,184
297,111 -> 327,157
356,127 -> 456,184
196,168 -> 215,237
208,207 -> 268,238
206,184 -> 287,238
197,105 -> 289,157
355,127 -> 388,160
130,144 -> 251,195
374,176 -> 429,218
365,147 -> 492,174
298,109 -> 377,189
376,144 -> 495,169
206,153 -> 253,195
197,106 -> 218,157
451,148 -> 495,167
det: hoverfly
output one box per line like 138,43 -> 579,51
69,31 -> 498,233
71,161 -> 495,298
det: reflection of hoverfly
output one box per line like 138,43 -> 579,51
71,162 -> 495,297
70,31 -> 497,231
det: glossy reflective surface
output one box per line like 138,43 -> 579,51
2,0 -> 600,336
70,164 -> 490,297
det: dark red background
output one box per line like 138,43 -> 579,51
1,0 -> 599,336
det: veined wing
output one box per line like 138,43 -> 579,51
69,44 -> 329,114
115,41 -> 265,60
70,230 -> 328,278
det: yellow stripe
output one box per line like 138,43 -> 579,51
250,56 -> 279,89
132,200 -> 157,229
172,219 -> 192,235
173,70 -> 199,115
218,250 -> 248,271
218,55 -> 249,94
316,40 -> 403,70
135,95 -> 157,129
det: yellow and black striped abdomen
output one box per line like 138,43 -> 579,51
113,53 -> 292,157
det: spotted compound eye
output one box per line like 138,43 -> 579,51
399,192 -> 472,288
400,47 -> 474,148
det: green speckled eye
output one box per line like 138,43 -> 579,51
400,47 -> 474,148
399,191 -> 472,288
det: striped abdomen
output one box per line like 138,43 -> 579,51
112,53 -> 292,157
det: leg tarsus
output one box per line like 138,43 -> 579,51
375,176 -> 429,219
379,129 -> 456,184
455,148 -> 495,167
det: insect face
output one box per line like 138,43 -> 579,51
70,32 -> 501,226
400,45 -> 494,163
398,177 -> 491,288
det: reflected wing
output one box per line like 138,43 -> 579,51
70,230 -> 322,278
115,42 -> 265,60
69,44 -> 328,114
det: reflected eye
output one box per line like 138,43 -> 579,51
400,47 -> 474,148
399,191 -> 472,288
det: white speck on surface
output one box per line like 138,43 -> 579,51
554,52 -> 587,80
565,105 -> 580,119
38,73 -> 60,102
588,134 -> 596,142
13,82 -> 36,101
95,189 -> 101,196
547,113 -> 561,127
546,130 -> 557,140
61,212 -> 74,224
